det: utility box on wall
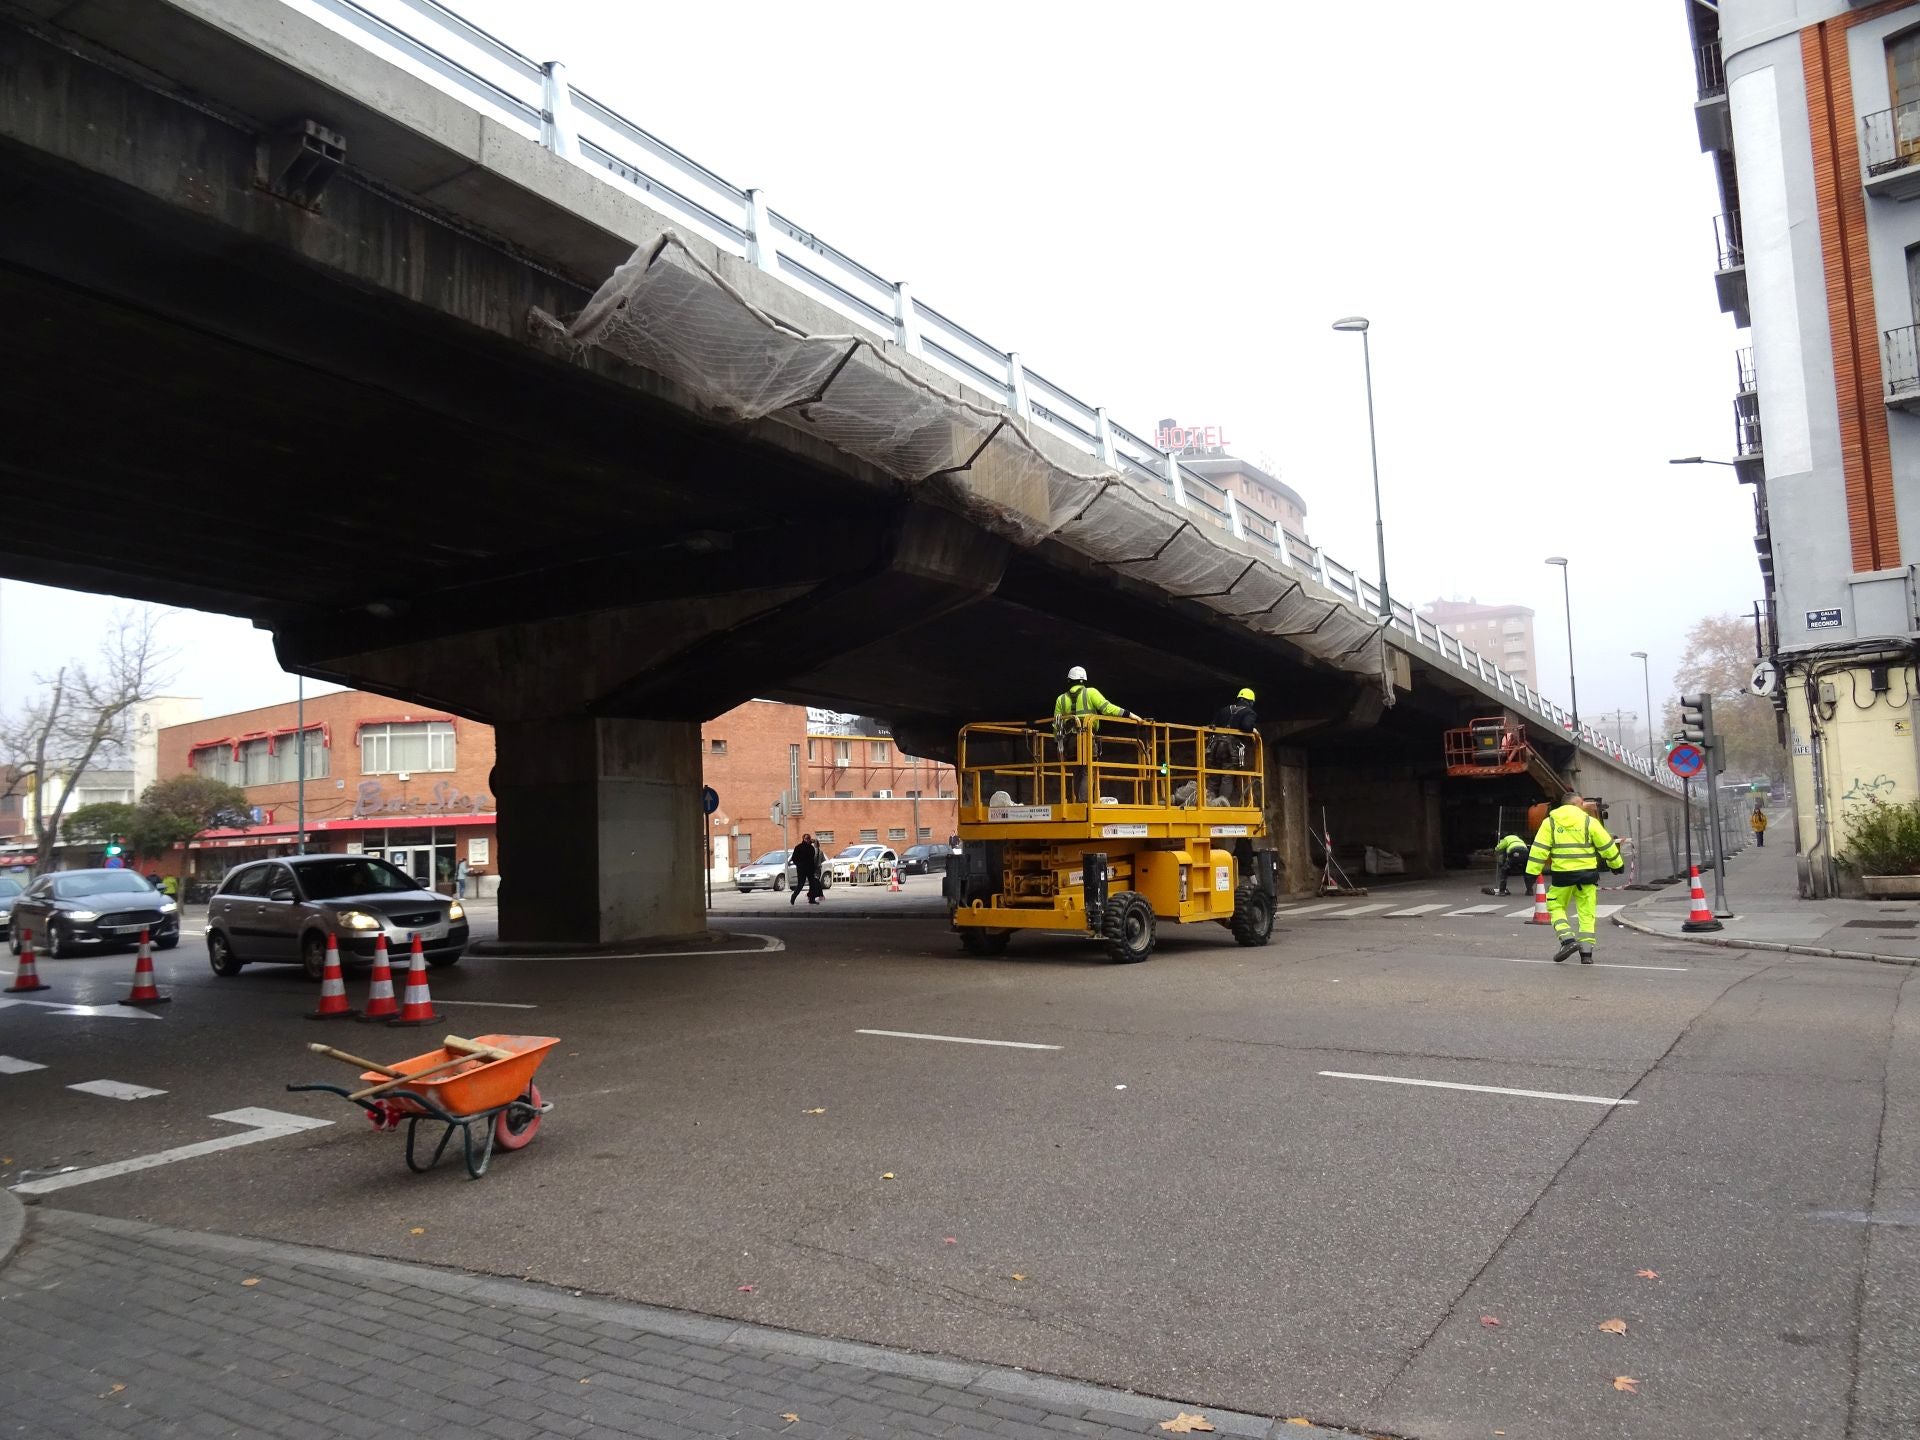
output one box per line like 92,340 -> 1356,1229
1848,566 -> 1917,642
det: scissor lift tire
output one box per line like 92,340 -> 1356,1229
1101,892 -> 1156,964
1228,882 -> 1274,947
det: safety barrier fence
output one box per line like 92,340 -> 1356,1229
280,0 -> 1675,793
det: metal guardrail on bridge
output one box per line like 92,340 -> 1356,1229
279,0 -> 1673,790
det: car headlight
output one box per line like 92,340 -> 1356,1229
67,910 -> 99,922
159,901 -> 178,914
337,910 -> 382,931
447,901 -> 465,921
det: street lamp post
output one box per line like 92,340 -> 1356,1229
1333,316 -> 1391,623
1546,557 -> 1579,742
1630,650 -> 1656,770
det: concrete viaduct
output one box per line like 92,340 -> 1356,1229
0,0 -> 1687,945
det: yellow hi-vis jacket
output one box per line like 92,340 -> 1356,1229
1054,683 -> 1124,732
1494,833 -> 1528,858
1524,804 -> 1622,884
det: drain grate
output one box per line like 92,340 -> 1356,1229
1844,919 -> 1919,930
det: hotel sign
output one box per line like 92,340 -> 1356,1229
1155,424 -> 1230,452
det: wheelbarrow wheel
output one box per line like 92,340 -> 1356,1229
494,1084 -> 543,1151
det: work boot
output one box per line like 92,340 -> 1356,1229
1579,948 -> 1595,965
1552,936 -> 1580,963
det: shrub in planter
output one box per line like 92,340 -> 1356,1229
1836,796 -> 1920,877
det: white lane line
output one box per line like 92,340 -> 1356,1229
1318,1070 -> 1638,1106
1321,903 -> 1392,919
503,932 -> 786,961
0,1055 -> 47,1074
434,1000 -> 538,1010
69,1079 -> 166,1101
1275,903 -> 1344,918
1503,958 -> 1690,972
1446,904 -> 1504,916
856,1028 -> 1061,1051
1385,904 -> 1448,917
1506,906 -> 1541,919
10,1107 -> 333,1196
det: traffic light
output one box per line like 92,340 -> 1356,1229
105,836 -> 123,858
1679,692 -> 1712,746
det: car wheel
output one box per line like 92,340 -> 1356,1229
49,922 -> 74,960
774,874 -> 786,892
207,930 -> 244,977
301,931 -> 329,982
425,952 -> 461,970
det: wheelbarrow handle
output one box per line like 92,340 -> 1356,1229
348,1054 -> 475,1102
306,1042 -> 408,1078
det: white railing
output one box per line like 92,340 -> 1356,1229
276,0 -> 1673,793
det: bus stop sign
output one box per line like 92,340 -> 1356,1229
1667,742 -> 1706,778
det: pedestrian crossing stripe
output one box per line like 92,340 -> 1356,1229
1507,903 -> 1624,920
1320,903 -> 1391,918
1446,904 -> 1504,916
1274,903 -> 1345,917
1385,903 -> 1449,917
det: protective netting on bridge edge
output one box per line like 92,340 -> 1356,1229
562,234 -> 1389,688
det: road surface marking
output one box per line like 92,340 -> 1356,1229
0,1055 -> 46,1074
1317,1070 -> 1637,1106
1502,958 -> 1690,972
1594,904 -> 1624,918
69,1079 -> 166,1101
506,932 -> 786,961
1386,904 -> 1449,917
1322,903 -> 1391,919
1506,906 -> 1540,919
434,1000 -> 538,1010
10,1107 -> 333,1196
0,997 -> 163,1021
1275,903 -> 1343,918
856,1029 -> 1061,1051
1447,904 -> 1504,916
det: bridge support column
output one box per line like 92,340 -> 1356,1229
492,717 -> 705,948
1264,741 -> 1313,898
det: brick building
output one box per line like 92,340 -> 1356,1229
1418,597 -> 1539,690
699,701 -> 956,876
157,691 -> 498,895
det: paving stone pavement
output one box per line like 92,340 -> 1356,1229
0,1207 -> 1340,1440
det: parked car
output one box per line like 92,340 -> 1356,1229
7,868 -> 180,957
898,843 -> 953,876
734,849 -> 834,894
0,874 -> 22,940
828,844 -> 897,885
206,854 -> 469,980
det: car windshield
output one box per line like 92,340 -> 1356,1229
53,872 -> 154,898
0,877 -> 21,899
904,846 -> 929,858
293,858 -> 422,900
833,846 -> 871,860
752,851 -> 789,866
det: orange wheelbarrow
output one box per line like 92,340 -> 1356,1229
290,1034 -> 558,1180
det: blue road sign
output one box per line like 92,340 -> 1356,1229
1667,742 -> 1707,778
702,785 -> 720,815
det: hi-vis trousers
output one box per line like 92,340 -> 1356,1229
1546,880 -> 1598,952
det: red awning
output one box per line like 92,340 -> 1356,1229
185,813 -> 496,848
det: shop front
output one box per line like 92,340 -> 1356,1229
183,814 -> 499,898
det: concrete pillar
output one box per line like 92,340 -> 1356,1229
492,717 -> 705,947
1264,741 -> 1313,898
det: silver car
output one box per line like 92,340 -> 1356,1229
206,854 -> 468,980
735,849 -> 832,894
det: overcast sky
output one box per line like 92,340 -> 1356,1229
1,0 -> 1746,738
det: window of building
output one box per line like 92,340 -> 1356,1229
1892,26 -> 1920,112
815,830 -> 834,846
870,741 -> 889,762
834,790 -> 852,799
834,739 -> 851,764
806,738 -> 817,761
918,826 -> 932,840
938,789 -> 954,799
736,832 -> 751,861
859,828 -> 878,843
192,746 -> 237,785
361,721 -> 456,776
888,827 -> 906,841
904,789 -> 922,798
709,739 -> 727,755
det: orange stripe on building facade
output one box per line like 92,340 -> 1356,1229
1802,4 -> 1907,573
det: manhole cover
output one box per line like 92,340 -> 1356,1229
1844,920 -> 1918,930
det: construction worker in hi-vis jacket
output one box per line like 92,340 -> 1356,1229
1524,793 -> 1624,965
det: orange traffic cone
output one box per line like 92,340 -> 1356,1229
1681,866 -> 1722,933
358,934 -> 399,1021
118,928 -> 171,1007
1529,874 -> 1551,925
5,928 -> 49,993
888,866 -> 901,893
387,934 -> 442,1027
306,932 -> 357,1020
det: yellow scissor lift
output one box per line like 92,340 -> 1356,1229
943,717 -> 1279,963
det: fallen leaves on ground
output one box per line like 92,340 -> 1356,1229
780,1415 -> 800,1425
1479,1314 -> 1501,1327
801,1108 -> 825,1115
240,1278 -> 260,1288
1613,1376 -> 1640,1394
738,1285 -> 755,1293
578,1377 -> 591,1385
1636,1268 -> 1660,1279
1158,1414 -> 1215,1434
409,1227 -> 424,1235
1598,1318 -> 1627,1336
99,1383 -> 125,1398
881,1172 -> 895,1180
1010,1273 -> 1026,1282
1286,1420 -> 1314,1428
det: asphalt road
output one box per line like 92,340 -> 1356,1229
3,878 -> 1915,1439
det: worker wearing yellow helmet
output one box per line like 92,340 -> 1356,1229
1208,686 -> 1259,803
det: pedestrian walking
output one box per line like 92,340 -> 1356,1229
790,833 -> 824,906
1524,793 -> 1625,965
455,856 -> 470,899
1750,806 -> 1767,848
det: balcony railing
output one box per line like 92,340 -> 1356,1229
1734,392 -> 1763,458
1736,346 -> 1756,394
1714,211 -> 1745,270
1694,39 -> 1726,101
1863,101 -> 1920,177
1886,323 -> 1920,400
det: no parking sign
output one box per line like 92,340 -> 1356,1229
1667,742 -> 1706,779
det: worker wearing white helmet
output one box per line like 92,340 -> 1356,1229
1053,666 -> 1137,802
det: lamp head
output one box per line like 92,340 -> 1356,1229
1545,556 -> 1568,567
1630,650 -> 1648,660
1331,316 -> 1370,333
1669,456 -> 1704,465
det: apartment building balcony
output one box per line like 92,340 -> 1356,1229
1694,39 -> 1730,152
1713,213 -> 1748,327
1862,103 -> 1920,201
1734,389 -> 1764,484
1886,324 -> 1920,412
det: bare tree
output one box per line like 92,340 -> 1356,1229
0,610 -> 175,871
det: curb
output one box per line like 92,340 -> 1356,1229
1610,910 -> 1920,967
0,1186 -> 24,1269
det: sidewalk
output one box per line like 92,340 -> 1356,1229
0,1198 -> 1338,1440
1613,842 -> 1920,965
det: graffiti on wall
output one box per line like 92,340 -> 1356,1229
1840,773 -> 1898,804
